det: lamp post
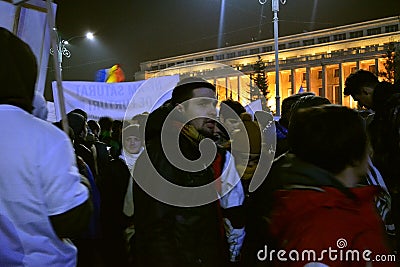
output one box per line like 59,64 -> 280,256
50,31 -> 94,74
259,0 -> 286,116
47,24 -> 94,134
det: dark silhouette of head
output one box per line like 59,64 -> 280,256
171,77 -> 216,106
289,105 -> 367,175
219,99 -> 246,121
279,92 -> 314,128
0,27 -> 37,113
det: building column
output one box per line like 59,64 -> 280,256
225,77 -> 229,99
321,64 -> 326,97
237,75 -> 241,102
356,61 -> 360,70
306,67 -> 311,92
338,62 -> 343,105
291,69 -> 295,95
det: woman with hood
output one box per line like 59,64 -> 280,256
99,124 -> 144,266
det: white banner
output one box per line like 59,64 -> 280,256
52,75 -> 179,121
0,0 -> 56,95
244,99 -> 263,118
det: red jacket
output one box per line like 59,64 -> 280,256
269,186 -> 396,267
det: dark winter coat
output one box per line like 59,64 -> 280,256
368,82 -> 400,251
99,158 -> 132,267
132,103 -> 228,267
368,83 -> 400,192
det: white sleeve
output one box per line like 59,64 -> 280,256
219,151 -> 244,208
41,134 -> 89,216
219,151 -> 246,262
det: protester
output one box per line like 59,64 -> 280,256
110,119 -> 123,159
132,77 -> 230,267
344,69 -> 400,250
87,120 -> 101,140
98,116 -> 113,145
219,99 -> 247,136
274,92 -> 314,158
0,27 -> 92,267
100,124 -> 144,266
68,111 -> 97,177
268,105 -> 394,266
230,112 -> 262,196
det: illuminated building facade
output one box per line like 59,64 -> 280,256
135,16 -> 400,112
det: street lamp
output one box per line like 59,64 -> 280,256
49,30 -> 95,73
259,0 -> 286,116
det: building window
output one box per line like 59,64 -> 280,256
319,88 -> 323,96
349,30 -> 363,38
317,37 -> 330,44
288,41 -> 300,48
215,54 -> 224,60
205,56 -> 214,61
302,73 -> 306,81
367,27 -> 381,36
167,63 -> 175,67
238,50 -> 248,57
262,46 -> 273,52
160,64 -> 166,70
318,70 -> 323,80
333,33 -> 346,41
334,69 -> 340,78
334,85 -> 340,103
195,57 -> 204,62
250,48 -> 259,54
176,61 -> 184,65
385,25 -> 399,33
226,52 -> 236,59
151,66 -> 159,71
369,65 -> 376,74
303,39 -> 315,46
350,66 -> 357,73
278,44 -> 286,50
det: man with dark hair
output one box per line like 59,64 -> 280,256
344,69 -> 400,250
274,92 -> 314,157
98,116 -> 113,145
0,27 -> 92,266
343,69 -> 395,110
219,99 -> 246,120
132,77 -> 230,267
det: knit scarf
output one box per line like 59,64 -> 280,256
174,121 -> 231,150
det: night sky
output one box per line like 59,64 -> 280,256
49,0 -> 400,83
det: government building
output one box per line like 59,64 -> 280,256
135,16 -> 400,113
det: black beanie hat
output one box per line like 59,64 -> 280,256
0,27 -> 37,112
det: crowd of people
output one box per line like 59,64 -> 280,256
1,27 -> 400,267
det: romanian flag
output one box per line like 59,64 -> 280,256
95,64 -> 125,83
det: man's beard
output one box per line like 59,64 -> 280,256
198,118 -> 216,138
